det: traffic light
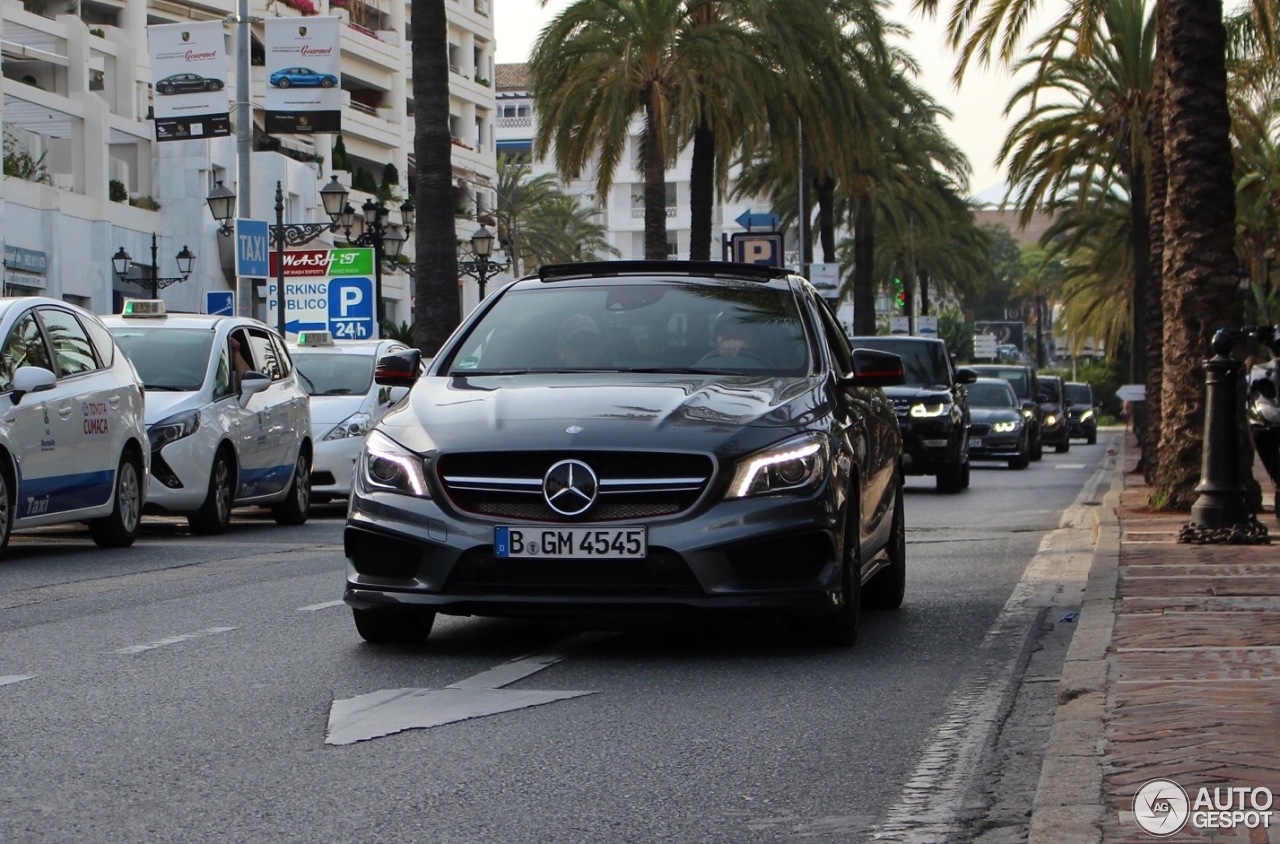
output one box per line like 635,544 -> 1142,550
894,277 -> 906,311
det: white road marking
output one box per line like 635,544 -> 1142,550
1056,463 -> 1088,470
0,675 -> 34,687
325,631 -> 614,746
871,452 -> 1114,842
297,599 -> 345,612
113,626 -> 238,655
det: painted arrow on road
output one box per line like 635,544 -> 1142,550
325,631 -> 613,745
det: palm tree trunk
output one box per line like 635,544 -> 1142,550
642,102 -> 669,260
816,175 -> 836,263
852,198 -> 876,336
1143,28 -> 1168,485
1155,0 -> 1242,506
1128,159 -> 1151,386
411,0 -> 462,355
919,271 -> 931,316
688,120 -> 715,261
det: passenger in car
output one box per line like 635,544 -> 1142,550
557,314 -> 606,368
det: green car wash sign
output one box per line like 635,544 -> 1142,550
267,248 -> 376,339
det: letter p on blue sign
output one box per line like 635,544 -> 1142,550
731,232 -> 784,267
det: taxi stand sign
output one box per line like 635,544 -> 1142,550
266,248 -> 376,339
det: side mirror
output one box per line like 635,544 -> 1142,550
375,349 -> 423,388
955,366 -> 978,385
848,348 -> 905,387
10,366 -> 57,404
1021,400 -> 1038,412
238,371 -> 271,402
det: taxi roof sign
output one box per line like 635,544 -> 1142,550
121,299 -> 167,318
297,329 -> 335,347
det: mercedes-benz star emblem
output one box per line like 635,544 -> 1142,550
543,459 -> 598,516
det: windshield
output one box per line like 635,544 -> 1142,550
1040,378 -> 1063,402
294,352 -> 375,396
446,282 -> 810,376
973,367 -> 1030,399
110,328 -> 213,391
1065,383 -> 1092,404
967,381 -> 1017,408
850,338 -> 951,387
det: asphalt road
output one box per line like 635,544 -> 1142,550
0,435 -> 1116,844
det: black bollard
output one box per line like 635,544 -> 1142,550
1185,329 -> 1264,541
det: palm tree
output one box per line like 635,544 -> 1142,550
522,195 -> 623,265
914,0 -> 1254,507
410,0 -> 462,355
494,153 -> 563,276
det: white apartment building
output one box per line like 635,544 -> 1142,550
1,0 -> 501,324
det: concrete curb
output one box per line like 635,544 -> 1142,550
1026,441 -> 1126,844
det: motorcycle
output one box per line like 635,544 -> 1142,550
1246,329 -> 1280,521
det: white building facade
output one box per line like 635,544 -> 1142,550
1,0 -> 501,324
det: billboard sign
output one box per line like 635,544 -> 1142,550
973,320 -> 1025,352
148,21 -> 230,142
265,17 -> 342,134
266,249 -> 376,339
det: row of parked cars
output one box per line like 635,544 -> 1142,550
845,335 -> 1099,492
0,296 -> 407,559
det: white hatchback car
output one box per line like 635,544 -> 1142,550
103,301 -> 312,534
0,297 -> 149,557
290,331 -> 411,502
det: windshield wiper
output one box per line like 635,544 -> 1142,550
450,369 -> 530,376
144,384 -> 195,391
321,388 -> 354,395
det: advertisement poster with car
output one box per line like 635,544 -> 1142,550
265,17 -> 342,134
266,248 -> 375,340
147,21 -> 230,142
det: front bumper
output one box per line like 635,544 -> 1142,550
967,431 -> 1024,459
896,417 -> 962,476
343,486 -> 845,617
311,437 -> 361,498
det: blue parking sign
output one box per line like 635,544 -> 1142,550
328,277 -> 374,340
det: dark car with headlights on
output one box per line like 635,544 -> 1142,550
966,378 -> 1030,469
1065,381 -> 1098,444
344,261 -> 907,648
969,364 -> 1044,461
847,336 -> 976,493
1036,374 -> 1071,453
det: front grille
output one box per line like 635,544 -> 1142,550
444,547 -> 702,596
437,451 -> 713,523
892,398 -> 910,417
969,423 -> 992,437
727,533 -> 831,583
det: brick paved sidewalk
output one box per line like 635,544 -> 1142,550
1031,428 -> 1280,843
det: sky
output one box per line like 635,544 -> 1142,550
493,1 -> 1062,200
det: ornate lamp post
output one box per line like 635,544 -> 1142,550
111,234 -> 195,299
457,225 -> 510,300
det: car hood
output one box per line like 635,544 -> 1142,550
880,385 -> 954,403
309,394 -> 370,427
970,407 -> 1022,425
377,373 -> 828,456
142,390 -> 204,425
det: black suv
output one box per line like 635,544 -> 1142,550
1036,374 -> 1071,453
345,261 -> 908,648
849,336 -> 976,493
969,364 -> 1044,461
1065,381 -> 1098,444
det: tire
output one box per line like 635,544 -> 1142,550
353,607 -> 436,644
0,466 -> 12,560
90,450 -> 143,548
1087,429 -> 1097,446
790,499 -> 861,647
961,459 -> 971,489
277,78 -> 291,89
1009,445 -> 1030,470
158,84 -> 174,95
1030,430 -> 1044,461
936,460 -> 964,494
863,478 -> 905,610
189,450 -> 235,535
1055,436 -> 1070,454
272,450 -> 311,526
321,78 -> 334,88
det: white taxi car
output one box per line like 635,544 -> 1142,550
290,331 -> 410,502
102,301 -> 312,534
0,297 -> 148,557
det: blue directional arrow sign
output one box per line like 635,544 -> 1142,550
734,209 -> 781,230
284,318 -> 327,334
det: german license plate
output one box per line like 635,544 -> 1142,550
970,438 -> 983,448
494,526 -> 647,559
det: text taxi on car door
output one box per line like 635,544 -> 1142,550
289,330 -> 413,503
0,297 -> 148,557
102,300 -> 312,534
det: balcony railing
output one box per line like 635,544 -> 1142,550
631,207 -> 678,219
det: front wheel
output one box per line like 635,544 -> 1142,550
790,501 -> 861,647
353,608 -> 436,644
1030,431 -> 1044,461
864,478 -> 905,609
1055,437 -> 1070,454
1086,429 -> 1097,446
936,460 -> 964,494
0,467 -> 12,560
189,451 -> 234,535
276,78 -> 291,89
272,450 -> 311,525
90,451 -> 143,548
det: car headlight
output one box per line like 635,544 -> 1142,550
1045,413 -> 1059,427
728,433 -> 829,498
148,410 -> 201,450
324,411 -> 373,441
360,430 -> 431,497
1022,408 -> 1033,418
910,402 -> 951,418
992,420 -> 1020,433
1079,409 -> 1095,422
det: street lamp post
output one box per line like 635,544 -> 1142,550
457,225 -> 510,301
111,233 -> 195,299
320,180 -> 414,339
